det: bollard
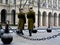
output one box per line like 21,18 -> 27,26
1,33 -> 13,44
47,28 -> 52,32
1,21 -> 13,44
32,30 -> 37,33
47,25 -> 52,33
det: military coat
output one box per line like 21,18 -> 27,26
18,12 -> 26,30
27,11 -> 35,30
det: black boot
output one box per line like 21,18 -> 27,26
20,30 -> 24,35
29,30 -> 32,36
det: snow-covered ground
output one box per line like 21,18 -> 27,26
0,28 -> 60,45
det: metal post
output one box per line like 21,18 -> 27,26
38,0 -> 40,27
14,0 -> 16,25
49,0 -> 53,27
8,0 -> 10,22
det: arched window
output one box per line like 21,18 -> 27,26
1,9 -> 7,23
54,13 -> 57,26
48,12 -> 52,26
0,0 -> 2,3
42,11 -> 47,26
11,9 -> 16,25
6,0 -> 8,4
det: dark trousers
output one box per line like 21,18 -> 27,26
19,30 -> 24,35
29,30 -> 32,36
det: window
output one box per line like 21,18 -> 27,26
0,0 -> 2,3
53,0 -> 57,9
40,0 -> 46,8
34,0 -> 38,6
58,0 -> 60,9
14,0 -> 16,4
6,0 -> 8,4
48,0 -> 52,8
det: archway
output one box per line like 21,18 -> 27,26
1,9 -> 7,23
54,13 -> 57,26
59,14 -> 60,26
42,11 -> 47,26
48,12 -> 52,26
11,9 -> 16,25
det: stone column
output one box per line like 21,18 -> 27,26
46,15 -> 48,27
56,16 -> 58,26
34,14 -> 38,27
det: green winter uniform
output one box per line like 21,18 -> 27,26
27,11 -> 35,30
18,12 -> 26,30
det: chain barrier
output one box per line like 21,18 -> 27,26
17,32 -> 60,41
9,27 -> 60,41
3,27 -> 60,41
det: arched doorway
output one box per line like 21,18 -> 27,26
38,11 -> 41,27
48,12 -> 52,26
54,13 -> 57,26
59,14 -> 60,26
38,11 -> 41,26
42,11 -> 47,26
1,9 -> 7,23
11,9 -> 16,25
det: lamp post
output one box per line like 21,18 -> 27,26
38,0 -> 40,27
14,0 -> 16,25
9,0 -> 10,13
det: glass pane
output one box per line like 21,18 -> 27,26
14,0 -> 16,4
53,0 -> 57,9
58,0 -> 60,9
6,0 -> 8,4
0,0 -> 2,3
34,0 -> 38,6
48,0 -> 52,8
40,0 -> 46,8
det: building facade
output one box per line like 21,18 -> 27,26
0,0 -> 60,27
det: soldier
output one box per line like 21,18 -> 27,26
18,8 -> 26,35
27,6 -> 35,36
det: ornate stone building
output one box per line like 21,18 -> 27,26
0,0 -> 60,27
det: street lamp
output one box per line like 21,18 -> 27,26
8,0 -> 10,13
14,0 -> 16,25
38,0 -> 40,27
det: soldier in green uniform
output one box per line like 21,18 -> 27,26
27,7 -> 35,36
18,8 -> 26,35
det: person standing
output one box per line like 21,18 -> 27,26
27,6 -> 35,36
18,8 -> 26,35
